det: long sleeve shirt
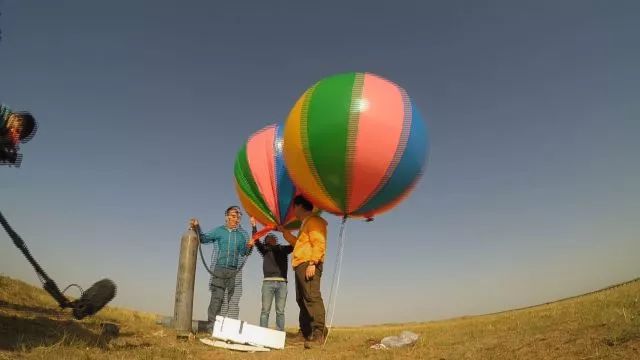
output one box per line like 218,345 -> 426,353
281,214 -> 328,268
254,240 -> 293,281
199,225 -> 253,269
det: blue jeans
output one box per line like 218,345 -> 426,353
260,280 -> 287,331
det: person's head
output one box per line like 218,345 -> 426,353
292,195 -> 313,220
265,233 -> 278,246
6,112 -> 37,143
224,206 -> 242,229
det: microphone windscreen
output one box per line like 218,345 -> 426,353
72,279 -> 117,320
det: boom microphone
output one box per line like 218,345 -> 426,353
0,210 -> 117,320
70,279 -> 117,320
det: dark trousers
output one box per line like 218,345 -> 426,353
208,266 -> 239,325
294,262 -> 326,337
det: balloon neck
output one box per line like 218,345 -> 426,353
252,226 -> 275,241
365,217 -> 374,222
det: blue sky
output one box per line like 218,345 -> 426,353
1,0 -> 639,326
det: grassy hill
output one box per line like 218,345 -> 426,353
1,274 -> 639,359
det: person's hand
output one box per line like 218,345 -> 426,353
247,238 -> 256,248
305,264 -> 316,280
250,217 -> 256,227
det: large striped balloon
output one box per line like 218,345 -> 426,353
234,124 -> 300,237
283,72 -> 429,219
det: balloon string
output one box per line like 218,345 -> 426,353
323,215 -> 348,348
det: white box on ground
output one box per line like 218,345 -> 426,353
212,315 -> 286,349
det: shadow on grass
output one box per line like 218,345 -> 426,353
0,300 -> 62,317
0,313 -> 108,351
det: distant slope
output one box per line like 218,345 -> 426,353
478,276 -> 640,317
1,274 -> 639,359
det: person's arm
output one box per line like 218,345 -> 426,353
244,242 -> 254,257
240,228 -> 255,257
247,227 -> 268,257
281,245 -> 294,254
254,240 -> 267,256
238,248 -> 250,270
199,228 -> 218,244
278,226 -> 298,246
190,219 -> 217,244
251,218 -> 258,236
246,217 -> 259,248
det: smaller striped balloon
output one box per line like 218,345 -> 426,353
283,72 -> 429,219
234,124 -> 301,239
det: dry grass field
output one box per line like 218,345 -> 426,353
1,274 -> 638,359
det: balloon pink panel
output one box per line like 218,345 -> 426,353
246,126 -> 279,220
348,73 -> 405,213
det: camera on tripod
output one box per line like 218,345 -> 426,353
1,104 -> 38,167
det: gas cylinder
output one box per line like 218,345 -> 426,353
173,226 -> 199,337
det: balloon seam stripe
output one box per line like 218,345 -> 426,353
300,84 -> 336,209
235,146 -> 276,223
266,125 -> 281,222
235,177 -> 276,224
345,73 -> 364,215
369,171 -> 424,217
358,83 -> 413,216
234,180 -> 275,223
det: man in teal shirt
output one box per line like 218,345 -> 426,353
190,206 -> 254,330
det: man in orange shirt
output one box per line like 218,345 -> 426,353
277,194 -> 327,348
